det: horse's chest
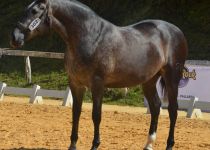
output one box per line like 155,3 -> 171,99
64,54 -> 93,86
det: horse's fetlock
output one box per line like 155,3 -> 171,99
93,139 -> 100,147
91,141 -> 100,150
71,134 -> 78,143
167,139 -> 175,149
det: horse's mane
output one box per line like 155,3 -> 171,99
56,0 -> 94,12
28,0 -> 93,12
69,0 -> 91,10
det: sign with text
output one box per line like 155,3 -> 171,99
176,65 -> 210,102
156,65 -> 210,102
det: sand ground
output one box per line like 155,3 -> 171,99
0,96 -> 209,150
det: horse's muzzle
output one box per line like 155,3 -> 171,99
10,28 -> 25,48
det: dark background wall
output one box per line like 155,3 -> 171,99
0,0 -> 210,59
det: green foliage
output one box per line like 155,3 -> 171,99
0,57 -> 68,89
103,87 -> 144,106
84,87 -> 144,107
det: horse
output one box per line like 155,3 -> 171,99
10,0 -> 188,149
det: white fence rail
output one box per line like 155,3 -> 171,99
146,97 -> 210,119
0,82 -> 73,107
161,98 -> 210,112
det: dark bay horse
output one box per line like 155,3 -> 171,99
10,0 -> 188,149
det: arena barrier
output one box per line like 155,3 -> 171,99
145,63 -> 210,118
0,82 -> 73,107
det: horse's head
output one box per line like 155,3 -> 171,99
10,0 -> 51,48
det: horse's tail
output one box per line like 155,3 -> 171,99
160,77 -> 168,102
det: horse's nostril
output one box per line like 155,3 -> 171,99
19,33 -> 25,41
12,28 -> 24,41
10,28 -> 25,48
11,32 -> 17,42
12,28 -> 19,41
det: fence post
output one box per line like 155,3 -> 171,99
187,97 -> 202,118
0,83 -> 7,101
25,56 -> 32,84
62,87 -> 73,107
29,85 -> 43,104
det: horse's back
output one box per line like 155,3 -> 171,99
131,20 -> 183,37
130,19 -> 188,64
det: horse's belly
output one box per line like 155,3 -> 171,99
104,58 -> 162,88
104,73 -> 151,88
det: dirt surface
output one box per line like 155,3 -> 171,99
0,96 -> 210,150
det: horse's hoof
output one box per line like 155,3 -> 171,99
68,146 -> 76,150
143,145 -> 153,150
143,148 -> 153,150
166,146 -> 173,150
90,146 -> 98,150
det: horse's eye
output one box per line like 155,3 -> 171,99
31,9 -> 38,15
40,6 -> 45,10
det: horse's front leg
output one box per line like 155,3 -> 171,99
90,76 -> 104,150
69,83 -> 85,150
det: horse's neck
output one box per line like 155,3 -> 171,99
50,0 -> 103,49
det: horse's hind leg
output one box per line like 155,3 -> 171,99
163,64 -> 183,150
142,74 -> 161,150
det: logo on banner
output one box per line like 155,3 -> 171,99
179,66 -> 197,88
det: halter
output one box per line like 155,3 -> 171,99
28,18 -> 41,31
17,5 -> 48,32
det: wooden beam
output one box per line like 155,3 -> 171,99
0,48 -> 64,59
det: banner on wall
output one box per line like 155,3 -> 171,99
146,65 -> 210,104
175,65 -> 210,102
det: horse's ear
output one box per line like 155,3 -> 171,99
38,0 -> 49,9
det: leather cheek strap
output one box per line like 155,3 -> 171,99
45,2 -> 52,28
45,15 -> 52,28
